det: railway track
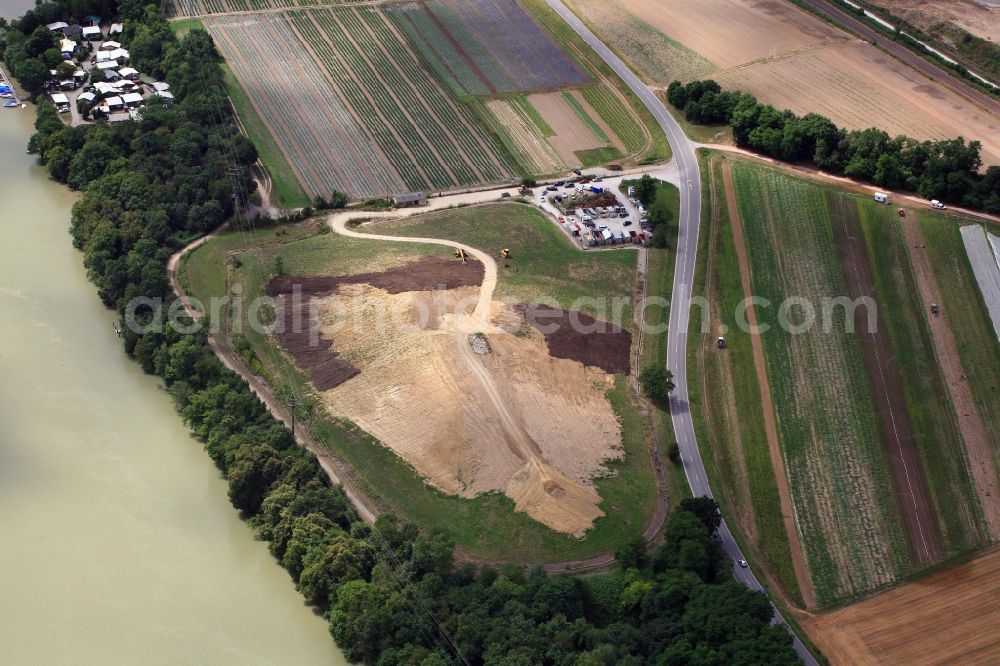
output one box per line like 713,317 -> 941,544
798,0 -> 1000,117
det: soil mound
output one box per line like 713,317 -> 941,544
273,295 -> 360,391
522,305 -> 631,374
265,255 -> 483,297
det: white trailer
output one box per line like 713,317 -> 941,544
874,192 -> 888,204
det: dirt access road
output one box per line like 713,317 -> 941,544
720,160 -> 817,608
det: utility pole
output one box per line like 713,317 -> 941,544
287,393 -> 301,439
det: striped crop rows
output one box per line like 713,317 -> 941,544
166,0 -> 357,19
388,0 -> 590,95
733,161 -> 905,604
207,13 -> 405,197
206,7 -> 516,197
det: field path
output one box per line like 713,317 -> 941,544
901,218 -> 1000,540
721,160 -> 818,609
165,225 -> 380,526
328,210 -> 498,326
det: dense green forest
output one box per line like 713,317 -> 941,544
668,79 -> 1000,213
3,2 -> 799,663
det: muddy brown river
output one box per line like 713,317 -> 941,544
0,79 -> 346,664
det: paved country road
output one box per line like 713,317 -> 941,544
543,1 -> 819,663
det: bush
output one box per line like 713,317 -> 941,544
639,366 -> 675,405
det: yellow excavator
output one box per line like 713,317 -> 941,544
454,248 -> 467,263
498,248 -> 511,259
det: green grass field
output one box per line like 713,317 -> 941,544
369,203 -> 638,325
183,204 -> 663,562
687,156 -> 803,605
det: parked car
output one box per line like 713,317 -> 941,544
623,220 -> 632,227
500,192 -> 511,198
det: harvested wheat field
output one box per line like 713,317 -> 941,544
569,0 -> 1000,164
269,259 -> 624,536
804,546 -> 1000,665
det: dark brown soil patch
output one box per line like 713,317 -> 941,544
828,192 -> 942,564
271,294 -> 359,391
265,256 -> 483,391
266,255 -> 483,298
521,304 -> 631,374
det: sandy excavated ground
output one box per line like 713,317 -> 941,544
598,0 -> 1000,165
317,284 -> 622,536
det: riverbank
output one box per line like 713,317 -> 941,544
0,107 -> 346,664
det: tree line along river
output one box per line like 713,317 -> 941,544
0,24 -> 348,663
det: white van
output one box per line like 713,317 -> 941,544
874,192 -> 888,204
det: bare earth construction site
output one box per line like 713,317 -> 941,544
265,251 -> 629,535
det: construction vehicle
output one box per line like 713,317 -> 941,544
498,248 -> 511,259
898,208 -> 906,218
717,336 -> 727,349
931,303 -> 940,316
454,248 -> 467,263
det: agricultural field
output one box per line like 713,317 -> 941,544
206,7 -> 517,198
804,546 -> 1000,665
182,205 -> 661,562
730,158 -> 904,605
387,0 -> 590,95
190,0 -> 651,198
166,0 -> 359,18
561,0 -> 716,84
564,0 -> 1000,165
696,156 -> 995,606
916,213 -> 1000,534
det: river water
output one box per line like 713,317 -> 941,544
0,78 -> 346,666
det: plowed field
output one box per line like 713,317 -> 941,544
804,546 -> 1000,665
